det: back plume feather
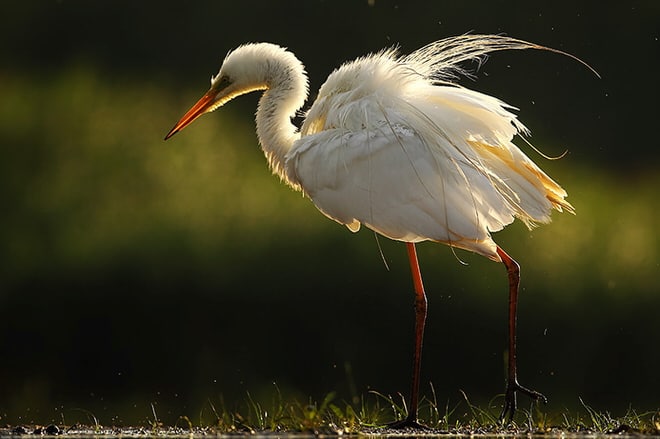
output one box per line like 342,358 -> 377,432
403,34 -> 599,83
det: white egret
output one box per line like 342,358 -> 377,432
165,35 -> 596,426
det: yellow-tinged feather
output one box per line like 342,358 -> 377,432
468,139 -> 574,226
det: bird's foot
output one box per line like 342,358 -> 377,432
499,380 -> 547,424
386,415 -> 428,430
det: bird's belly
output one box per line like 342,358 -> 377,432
288,128 -> 505,259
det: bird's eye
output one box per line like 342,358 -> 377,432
214,75 -> 231,89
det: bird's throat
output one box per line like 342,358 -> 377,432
255,84 -> 306,189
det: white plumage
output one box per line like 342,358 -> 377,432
165,35 -> 594,425
284,37 -> 575,261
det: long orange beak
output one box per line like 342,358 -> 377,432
164,90 -> 217,140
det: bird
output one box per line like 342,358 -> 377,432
164,34 -> 596,427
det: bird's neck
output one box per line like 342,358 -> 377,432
255,71 -> 308,187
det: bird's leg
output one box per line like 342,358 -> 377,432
388,242 -> 427,429
496,246 -> 547,423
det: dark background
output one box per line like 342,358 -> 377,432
1,0 -> 658,426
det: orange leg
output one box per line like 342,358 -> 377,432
389,242 -> 427,428
497,246 -> 547,422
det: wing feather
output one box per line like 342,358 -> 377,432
286,35 -> 577,260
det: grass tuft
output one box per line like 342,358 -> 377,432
190,389 -> 660,435
2,389 -> 659,436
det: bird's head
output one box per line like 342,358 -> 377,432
165,43 -> 305,140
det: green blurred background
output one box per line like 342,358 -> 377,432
1,0 -> 658,427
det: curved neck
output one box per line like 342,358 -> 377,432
255,70 -> 308,186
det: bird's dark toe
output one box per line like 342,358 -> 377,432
386,416 -> 428,430
499,381 -> 547,423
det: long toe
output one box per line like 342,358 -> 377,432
499,388 -> 517,423
499,381 -> 547,423
517,384 -> 548,404
386,416 -> 428,430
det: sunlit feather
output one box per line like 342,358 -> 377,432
165,35 -> 595,424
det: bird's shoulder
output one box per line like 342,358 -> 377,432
300,51 -> 421,136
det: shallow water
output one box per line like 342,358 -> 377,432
2,427 -> 656,439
